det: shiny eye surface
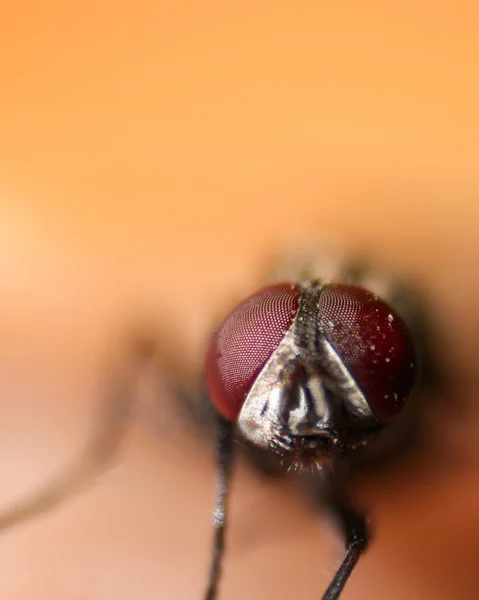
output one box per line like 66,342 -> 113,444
206,283 -> 300,420
319,283 -> 417,421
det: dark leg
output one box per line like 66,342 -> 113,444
320,482 -> 370,600
205,413 -> 235,600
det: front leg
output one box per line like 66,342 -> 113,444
316,473 -> 370,600
205,413 -> 236,600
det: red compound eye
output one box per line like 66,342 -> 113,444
319,284 -> 417,421
206,283 -> 300,421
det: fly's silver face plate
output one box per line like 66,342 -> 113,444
237,282 -> 377,455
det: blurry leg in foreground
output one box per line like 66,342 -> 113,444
0,337 -> 148,533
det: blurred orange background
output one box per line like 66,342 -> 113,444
0,1 -> 478,599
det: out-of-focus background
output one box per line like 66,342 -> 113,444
0,1 -> 478,598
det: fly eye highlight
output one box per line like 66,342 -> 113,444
319,283 -> 418,422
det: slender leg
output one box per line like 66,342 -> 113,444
0,339 -> 140,533
321,484 -> 369,600
205,414 -> 235,600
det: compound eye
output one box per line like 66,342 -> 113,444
319,284 -> 417,421
206,283 -> 300,421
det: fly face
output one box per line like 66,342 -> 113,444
207,280 -> 417,464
